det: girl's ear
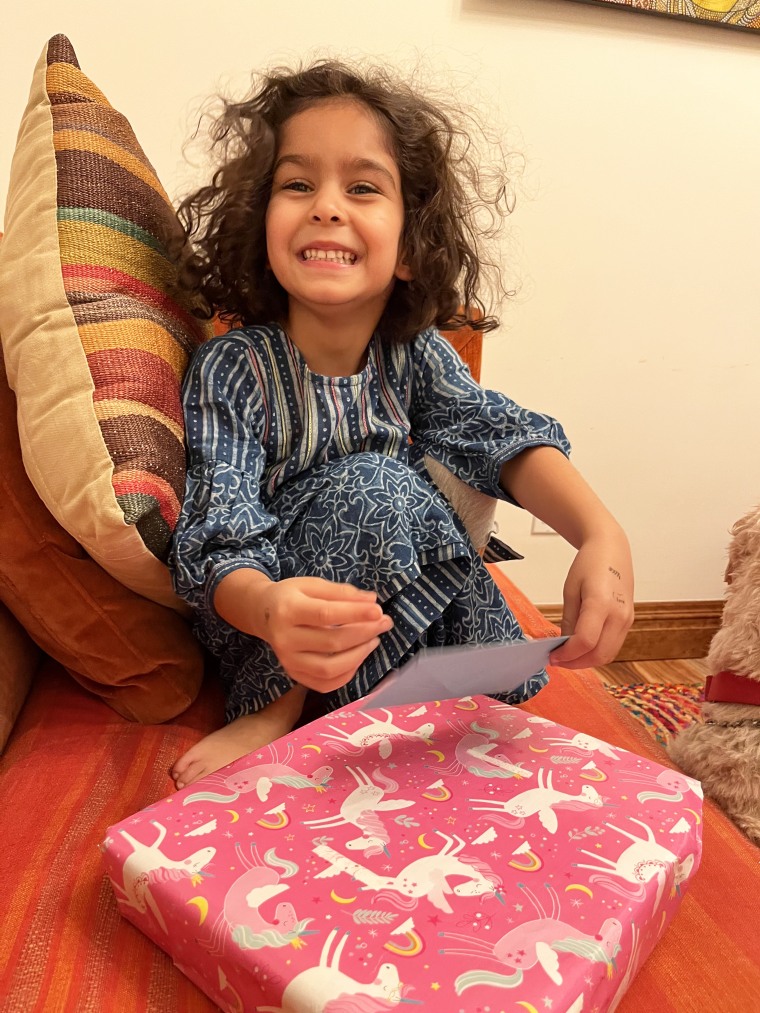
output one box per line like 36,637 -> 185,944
394,250 -> 413,282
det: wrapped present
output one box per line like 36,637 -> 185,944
102,696 -> 702,1012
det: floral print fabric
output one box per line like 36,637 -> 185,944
170,325 -> 570,720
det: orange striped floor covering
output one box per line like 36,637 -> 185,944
1,566 -> 758,1011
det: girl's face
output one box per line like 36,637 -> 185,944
265,99 -> 411,331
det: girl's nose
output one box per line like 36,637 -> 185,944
310,209 -> 341,223
309,188 -> 343,224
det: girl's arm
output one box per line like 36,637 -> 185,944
500,445 -> 634,669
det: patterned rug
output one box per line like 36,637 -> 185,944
606,683 -> 704,747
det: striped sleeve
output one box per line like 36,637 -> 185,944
169,334 -> 279,616
408,328 -> 571,502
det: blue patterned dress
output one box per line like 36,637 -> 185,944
170,324 -> 570,722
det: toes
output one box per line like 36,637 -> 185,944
179,759 -> 211,789
171,749 -> 203,790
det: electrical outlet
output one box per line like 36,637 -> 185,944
531,517 -> 558,536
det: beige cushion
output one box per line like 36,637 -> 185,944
0,34 -> 211,610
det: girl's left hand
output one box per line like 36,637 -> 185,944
549,531 -> 634,670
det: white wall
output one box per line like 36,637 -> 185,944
3,0 -> 759,604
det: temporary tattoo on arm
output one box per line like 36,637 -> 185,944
613,592 -> 626,606
609,566 -> 621,580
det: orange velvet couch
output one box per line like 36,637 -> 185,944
2,567 -> 760,1012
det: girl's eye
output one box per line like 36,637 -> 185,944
282,180 -> 311,193
349,183 -> 379,196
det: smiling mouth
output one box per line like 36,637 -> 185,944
300,248 -> 357,264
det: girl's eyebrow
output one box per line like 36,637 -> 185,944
273,153 -> 398,191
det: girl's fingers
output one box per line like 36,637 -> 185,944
294,595 -> 384,629
285,617 -> 393,654
551,609 -> 628,669
289,637 -> 382,692
552,603 -> 601,664
297,577 -> 377,601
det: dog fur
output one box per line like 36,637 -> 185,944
668,504 -> 760,846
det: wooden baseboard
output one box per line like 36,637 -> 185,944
537,600 -> 724,662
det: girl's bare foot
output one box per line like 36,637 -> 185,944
171,684 -> 308,789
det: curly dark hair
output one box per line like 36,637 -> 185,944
175,60 -> 517,342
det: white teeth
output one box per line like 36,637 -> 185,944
302,248 -> 357,264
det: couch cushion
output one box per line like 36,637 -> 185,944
0,660 -> 223,1012
1,570 -> 758,1010
0,34 -> 211,610
0,600 -> 41,752
0,347 -> 204,723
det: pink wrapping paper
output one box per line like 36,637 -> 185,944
102,696 -> 702,1012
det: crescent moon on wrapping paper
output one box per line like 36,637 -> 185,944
330,890 -> 357,904
684,807 -> 702,825
426,750 -> 445,762
515,1003 -> 540,1013
225,809 -> 240,823
186,896 -> 209,925
565,883 -> 594,898
417,833 -> 435,850
302,743 -> 322,753
528,745 -> 549,753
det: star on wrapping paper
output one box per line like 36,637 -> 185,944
514,903 -> 523,912
431,983 -> 441,991
542,999 -> 554,1009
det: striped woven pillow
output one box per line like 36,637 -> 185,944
0,34 -> 211,609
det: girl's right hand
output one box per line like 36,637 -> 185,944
215,572 -> 393,693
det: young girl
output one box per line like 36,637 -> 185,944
169,61 -> 634,789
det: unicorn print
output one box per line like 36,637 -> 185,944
113,820 -> 215,933
470,768 -> 604,833
542,731 -> 624,761
440,882 -> 622,988
303,767 -> 414,855
320,708 -> 434,759
206,843 -> 313,954
439,719 -> 533,780
182,743 -> 333,804
574,817 -> 696,912
618,767 -> 704,805
313,832 -> 500,914
256,929 -> 402,1012
608,923 -> 644,1012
